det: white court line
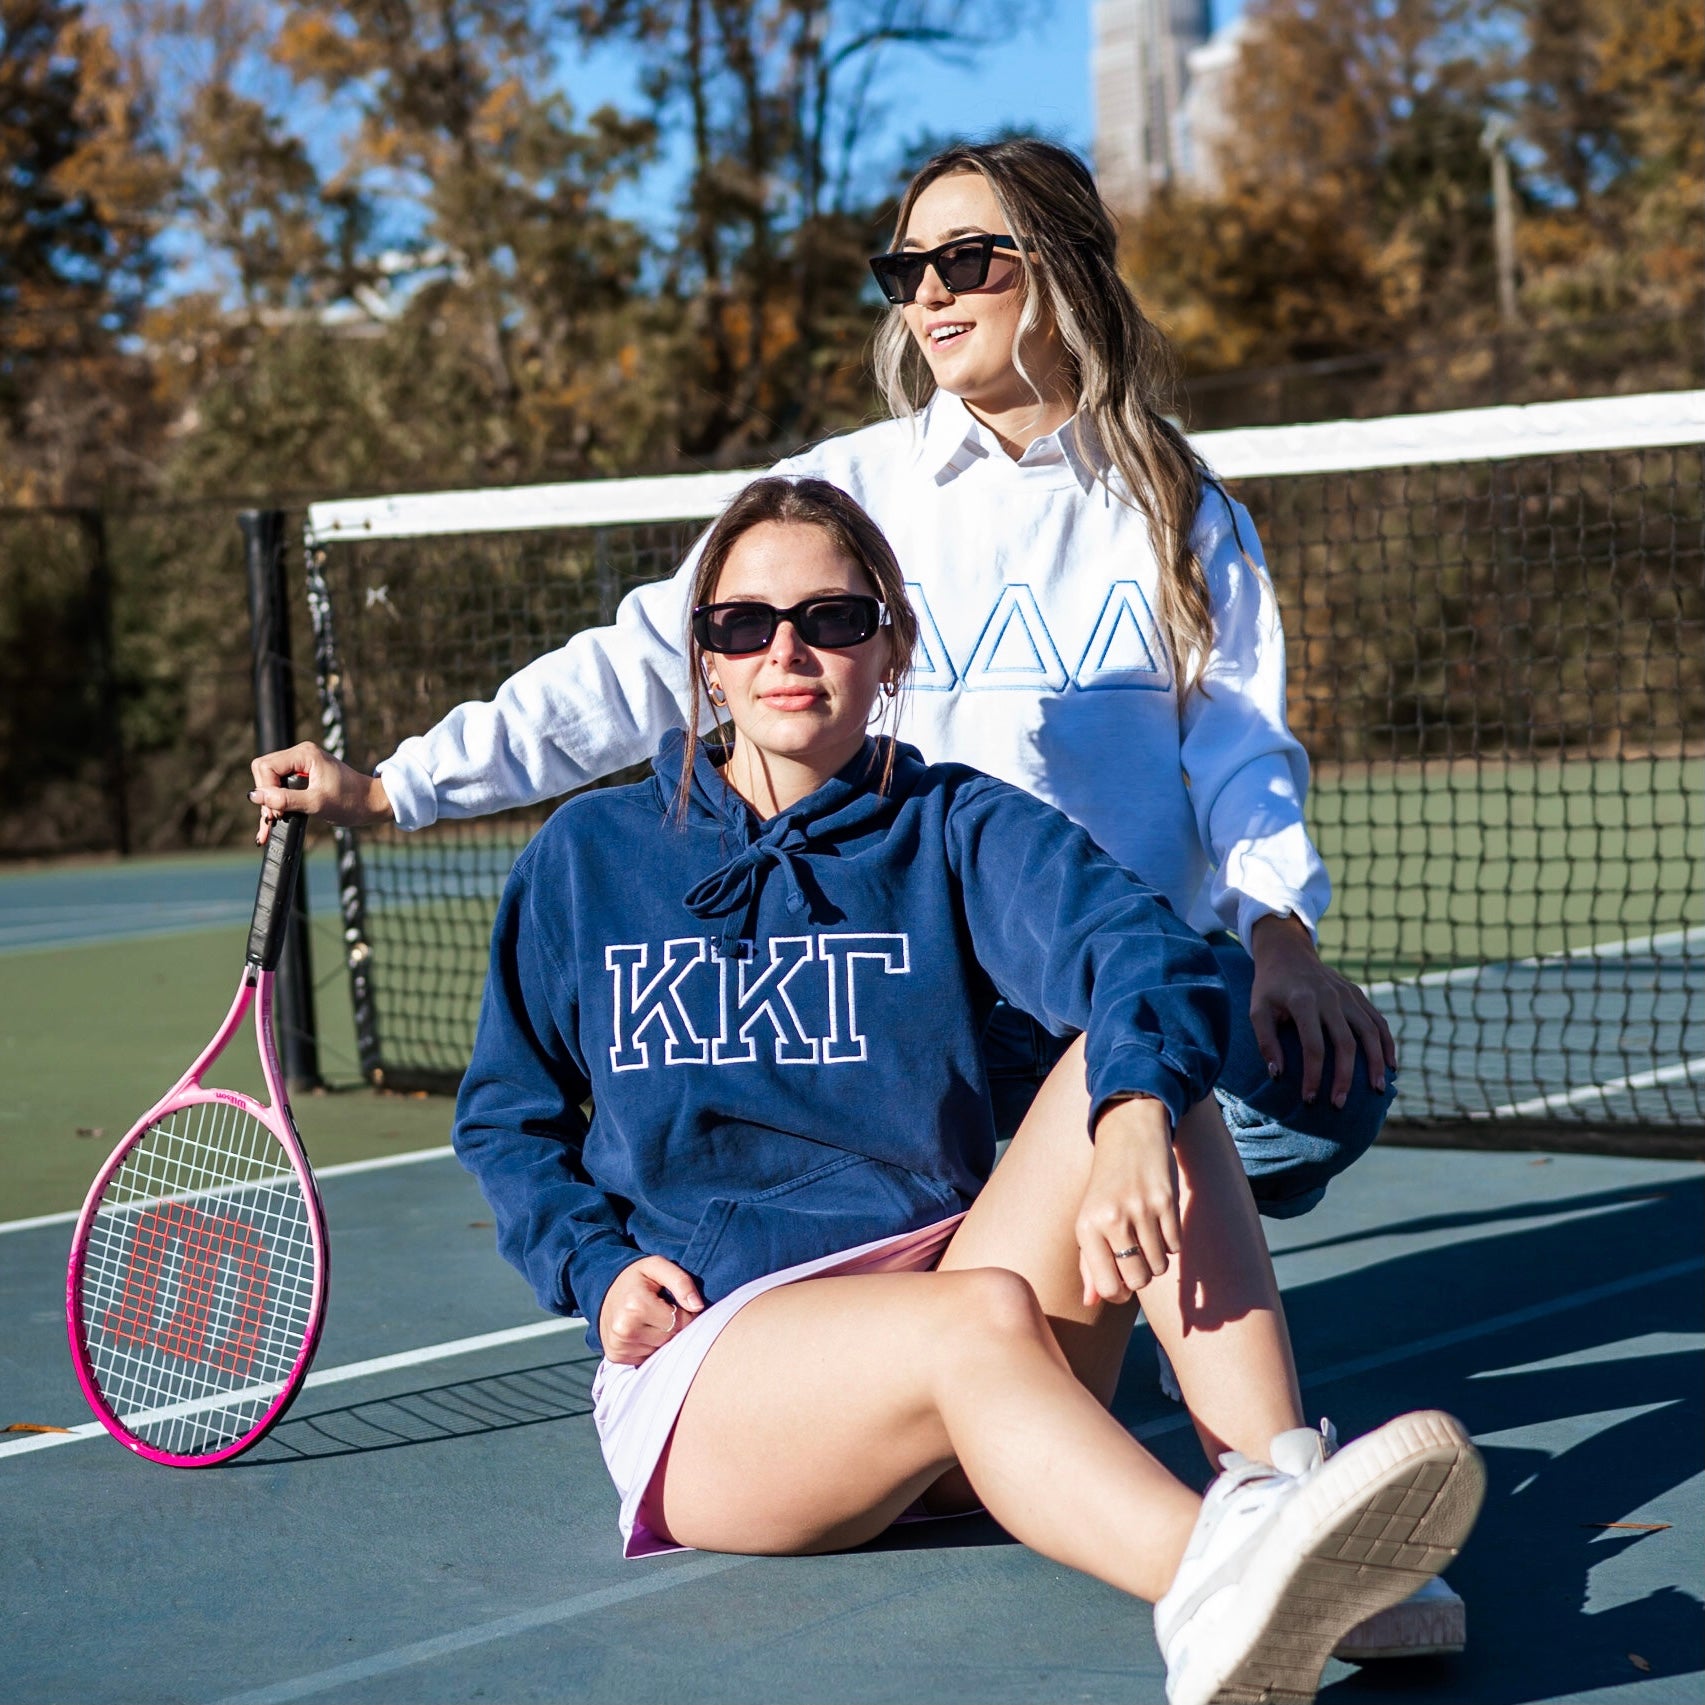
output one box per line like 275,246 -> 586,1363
205,1251 -> 1705,1705
22,1247 -> 1698,1466
0,1315 -> 583,1460
1361,924 -> 1705,1002
0,916 -> 254,955
1480,1057 -> 1705,1121
0,1145 -> 456,1236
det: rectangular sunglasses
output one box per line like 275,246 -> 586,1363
868,234 -> 1026,306
692,595 -> 888,655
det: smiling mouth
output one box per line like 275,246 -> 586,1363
928,323 -> 972,345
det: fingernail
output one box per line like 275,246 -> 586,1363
1333,1092 -> 1347,1108
1267,1060 -> 1281,1079
247,790 -> 260,802
1373,1076 -> 1386,1093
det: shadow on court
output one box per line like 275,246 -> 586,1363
1264,1179 -> 1699,1263
238,1356 -> 600,1465
1162,1174 -> 1701,1705
3,1151 -> 1699,1705
673,1171 -> 1703,1704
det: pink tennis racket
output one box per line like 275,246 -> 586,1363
66,788 -> 329,1466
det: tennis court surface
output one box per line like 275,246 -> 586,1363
4,388 -> 1699,1699
5,1137 -> 1700,1704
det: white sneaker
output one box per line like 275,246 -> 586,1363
1276,1416 -> 1468,1659
1155,1371 -> 1469,1662
1154,1411 -> 1484,1705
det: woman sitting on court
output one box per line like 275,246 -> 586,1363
453,475 -> 1481,1705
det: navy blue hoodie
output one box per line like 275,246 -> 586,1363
454,731 -> 1229,1352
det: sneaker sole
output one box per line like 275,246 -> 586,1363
1173,1410 -> 1485,1705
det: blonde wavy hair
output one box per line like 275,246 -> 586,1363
872,139 -> 1214,695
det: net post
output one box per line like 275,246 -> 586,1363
78,507 -> 131,857
242,508 -> 322,1094
302,530 -> 383,1087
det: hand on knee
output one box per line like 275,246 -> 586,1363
1076,1097 -> 1180,1303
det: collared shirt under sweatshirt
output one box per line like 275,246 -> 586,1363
453,732 -> 1229,1352
378,393 -> 1331,946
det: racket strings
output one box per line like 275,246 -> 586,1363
77,1098 -> 319,1458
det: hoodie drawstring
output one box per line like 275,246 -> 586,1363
682,823 -> 815,951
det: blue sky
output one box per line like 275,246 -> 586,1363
552,4 -> 1094,229
560,0 -> 1247,228
872,0 -> 1243,164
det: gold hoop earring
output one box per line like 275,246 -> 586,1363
881,677 -> 898,699
707,680 -> 727,707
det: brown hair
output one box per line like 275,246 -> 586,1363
676,476 -> 919,818
871,138 -> 1215,696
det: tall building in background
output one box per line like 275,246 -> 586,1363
1092,0 -> 1214,212
1175,12 -> 1252,196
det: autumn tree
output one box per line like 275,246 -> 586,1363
107,0 -> 1036,493
575,0 -> 1021,455
136,0 -> 659,498
1513,0 -> 1704,324
1125,0 -> 1513,379
0,0 -> 166,502
1122,0 -> 1701,415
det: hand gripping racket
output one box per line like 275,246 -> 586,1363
66,787 -> 328,1465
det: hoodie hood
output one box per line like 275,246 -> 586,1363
654,728 -> 927,950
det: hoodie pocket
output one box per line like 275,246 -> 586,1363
680,1151 -> 958,1299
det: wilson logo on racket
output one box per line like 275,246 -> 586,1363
103,1202 -> 272,1380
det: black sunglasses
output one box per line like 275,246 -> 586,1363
868,234 -> 1028,306
693,595 -> 888,655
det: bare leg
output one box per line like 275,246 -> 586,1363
940,1036 -> 1304,1467
1141,1098 -> 1305,1460
658,1265 -> 1201,1602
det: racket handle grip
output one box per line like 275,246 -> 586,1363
248,776 -> 309,970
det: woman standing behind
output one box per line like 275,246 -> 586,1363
256,138 -> 1392,1219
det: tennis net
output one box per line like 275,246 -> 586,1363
301,390 -> 1705,1135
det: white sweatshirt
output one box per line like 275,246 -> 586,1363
377,392 -> 1331,943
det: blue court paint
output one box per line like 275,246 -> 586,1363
216,1555 -> 751,1705
0,852 -> 344,953
0,847 -> 515,953
3,1125 -> 1699,1705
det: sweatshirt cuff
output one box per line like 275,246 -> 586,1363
1086,1044 -> 1196,1133
1236,895 -> 1320,948
565,1235 -> 648,1352
375,748 -> 437,832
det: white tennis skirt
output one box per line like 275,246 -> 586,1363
590,1212 -> 967,1558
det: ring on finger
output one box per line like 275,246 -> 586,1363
1113,1245 -> 1143,1260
